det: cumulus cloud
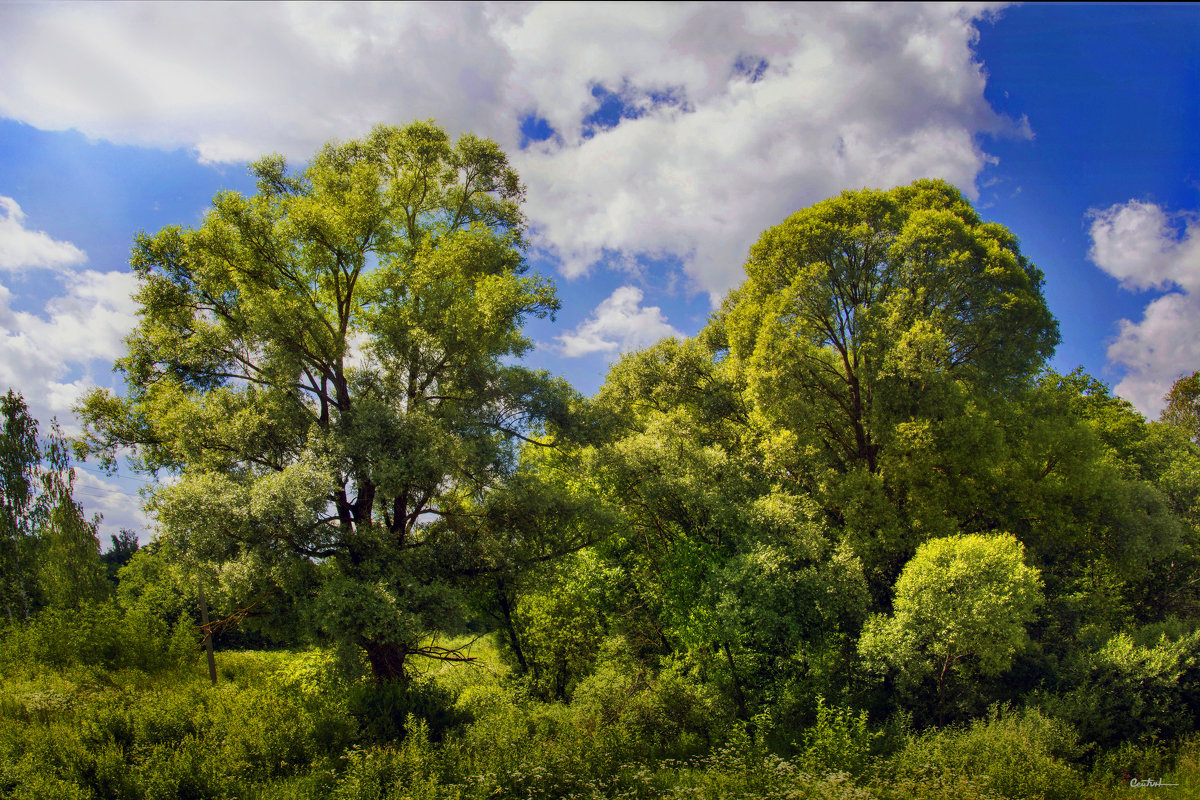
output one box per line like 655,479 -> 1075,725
557,286 -> 683,357
0,2 -> 1017,299
505,3 -> 1011,299
1088,200 -> 1200,293
0,2 -> 515,163
0,196 -> 142,538
0,271 -> 144,539
1088,200 -> 1200,417
0,269 -> 140,425
0,196 -> 87,271
71,468 -> 156,544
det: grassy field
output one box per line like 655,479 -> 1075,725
1,629 -> 1197,800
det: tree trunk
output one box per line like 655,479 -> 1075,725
494,583 -> 528,673
199,584 -> 217,686
364,639 -> 410,683
722,641 -> 750,730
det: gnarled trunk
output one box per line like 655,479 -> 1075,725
363,639 -> 410,683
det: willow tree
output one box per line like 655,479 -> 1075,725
723,179 -> 1059,476
1162,371 -> 1200,446
717,179 -> 1060,595
78,122 -> 572,681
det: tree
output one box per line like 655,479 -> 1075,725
722,179 -> 1059,476
78,121 -> 575,682
1162,371 -> 1200,445
713,180 -> 1059,597
859,532 -> 1042,715
1,390 -> 39,621
36,423 -> 107,609
101,529 -> 140,584
1,391 -> 107,619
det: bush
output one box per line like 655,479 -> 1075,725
0,648 -> 360,800
799,697 -> 880,777
1042,627 -> 1200,749
347,676 -> 468,745
883,706 -> 1083,800
0,600 -> 193,673
571,640 -> 732,763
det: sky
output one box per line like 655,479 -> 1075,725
0,2 -> 1197,542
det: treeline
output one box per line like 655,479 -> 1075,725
2,121 -> 1200,799
0,390 -> 124,620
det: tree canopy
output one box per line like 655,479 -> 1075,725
1,390 -> 106,621
722,179 -> 1059,475
1162,370 -> 1200,445
78,121 -> 579,681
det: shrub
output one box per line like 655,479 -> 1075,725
883,706 -> 1083,800
1042,627 -> 1200,749
571,640 -> 732,763
0,600 -> 193,673
347,676 -> 467,745
799,697 -> 880,777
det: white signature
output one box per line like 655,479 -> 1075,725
1129,777 -> 1179,788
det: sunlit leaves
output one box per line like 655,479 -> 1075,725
76,122 -> 568,680
859,532 -> 1042,691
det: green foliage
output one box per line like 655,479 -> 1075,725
76,121 -> 581,681
570,638 -> 732,762
35,446 -> 108,609
1,391 -> 107,619
882,706 -> 1083,800
100,529 -> 140,585
723,179 -> 1057,478
6,174 -> 1198,797
0,651 -> 357,800
860,532 -> 1042,711
3,640 -> 1200,800
503,550 -> 620,700
0,599 -> 192,673
1161,370 -> 1200,445
1,389 -> 40,621
798,697 -> 880,777
115,543 -> 198,627
348,676 -> 467,745
1088,735 -> 1200,799
1042,623 -> 1200,749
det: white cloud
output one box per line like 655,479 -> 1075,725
0,200 -> 145,538
1088,199 -> 1200,417
0,196 -> 87,271
0,2 -> 516,163
1088,200 -> 1200,293
0,3 -> 1018,301
503,3 -> 1013,299
71,468 -> 156,544
557,286 -> 683,357
0,269 -> 141,427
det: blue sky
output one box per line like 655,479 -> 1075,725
0,2 -> 1197,539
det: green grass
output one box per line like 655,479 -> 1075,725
1,636 -> 1197,799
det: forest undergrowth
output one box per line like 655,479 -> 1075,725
1,616 -> 1197,800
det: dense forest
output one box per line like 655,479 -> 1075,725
2,122 -> 1199,799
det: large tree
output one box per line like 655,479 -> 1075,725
78,122 -> 576,681
714,180 -> 1060,595
722,179 -> 1059,476
1,390 -> 107,620
1,390 -> 40,622
1162,370 -> 1200,445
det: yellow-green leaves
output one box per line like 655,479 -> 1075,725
860,532 -> 1042,690
726,178 -> 1058,477
76,121 -> 570,681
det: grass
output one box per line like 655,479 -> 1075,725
1,635 -> 1197,799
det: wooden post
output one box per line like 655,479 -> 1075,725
199,584 -> 217,686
